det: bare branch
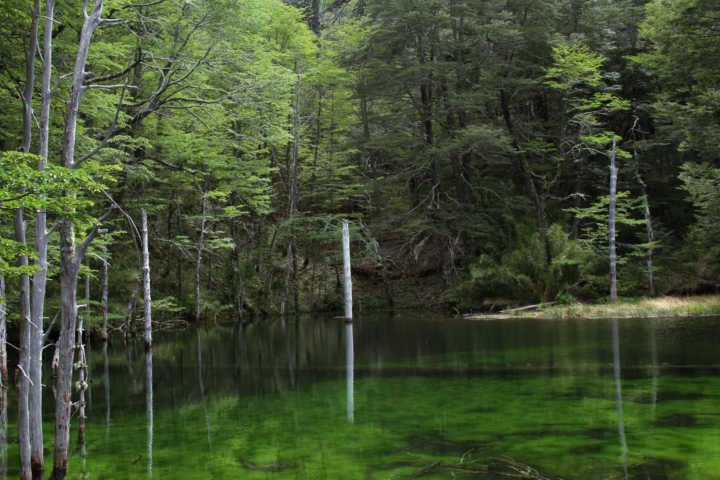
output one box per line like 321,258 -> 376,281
75,205 -> 117,265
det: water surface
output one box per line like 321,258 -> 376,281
6,313 -> 720,479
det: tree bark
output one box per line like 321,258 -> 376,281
281,67 -> 301,316
609,136 -> 618,303
101,250 -> 109,341
637,174 -> 655,296
195,195 -> 207,322
75,312 -> 87,453
342,221 -> 353,321
15,209 -> 33,480
16,3 -> 41,478
30,5 -> 55,477
142,209 -> 152,350
0,275 -> 7,478
124,281 -> 139,341
53,3 -> 104,478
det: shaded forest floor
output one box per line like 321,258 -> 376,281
466,295 -> 720,320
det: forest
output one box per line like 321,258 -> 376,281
0,0 -> 719,478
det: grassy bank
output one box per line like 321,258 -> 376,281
467,295 -> 720,320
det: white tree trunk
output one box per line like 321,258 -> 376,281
142,209 -> 152,350
17,3 -> 41,478
15,208 -> 33,480
342,221 -> 353,321
53,3 -> 104,478
195,195 -> 207,322
75,313 -> 87,453
609,136 -> 618,303
30,3 -> 55,475
101,249 -> 109,341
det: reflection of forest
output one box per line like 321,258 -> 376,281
85,313 -> 718,421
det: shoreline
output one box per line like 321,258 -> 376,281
465,295 -> 720,321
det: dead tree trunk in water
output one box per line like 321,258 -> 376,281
142,209 -> 152,351
53,3 -> 105,478
16,3 -> 41,478
195,194 -> 207,322
75,313 -> 88,453
609,136 -> 618,303
31,4 -> 56,476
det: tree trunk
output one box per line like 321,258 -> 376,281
281,66 -> 301,316
17,3 -> 41,478
0,275 -> 7,478
609,136 -> 618,303
231,220 -> 245,321
124,281 -> 139,341
30,4 -> 55,476
101,248 -> 109,341
311,0 -> 320,35
342,221 -> 353,321
142,209 -> 152,350
637,174 -> 655,296
15,207 -> 33,480
53,3 -> 104,478
176,202 -> 183,300
195,195 -> 207,322
75,312 -> 87,453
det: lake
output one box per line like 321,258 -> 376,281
4,313 -> 720,478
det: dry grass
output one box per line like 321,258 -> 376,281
468,295 -> 720,320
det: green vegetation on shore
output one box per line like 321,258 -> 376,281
468,295 -> 720,320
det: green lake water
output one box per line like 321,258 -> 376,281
4,313 -> 720,478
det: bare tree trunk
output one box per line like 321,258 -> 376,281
0,275 -> 7,478
609,136 -> 618,303
16,3 -> 41,478
15,207 -> 33,480
342,221 -> 353,321
75,312 -> 87,453
231,220 -> 245,321
30,4 -> 55,476
101,248 -> 109,341
53,3 -> 104,478
264,226 -> 278,315
176,202 -> 183,300
281,67 -> 301,316
637,175 -> 655,296
142,209 -> 152,351
195,195 -> 207,322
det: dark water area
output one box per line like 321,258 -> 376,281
4,313 -> 720,478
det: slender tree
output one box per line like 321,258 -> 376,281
53,3 -> 108,477
609,136 -> 618,303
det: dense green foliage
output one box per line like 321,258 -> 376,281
1,0 -> 719,320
